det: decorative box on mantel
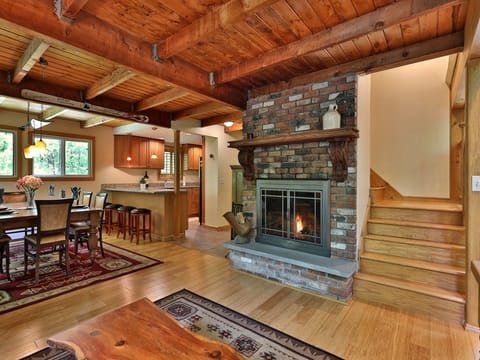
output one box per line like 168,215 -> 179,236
228,128 -> 359,182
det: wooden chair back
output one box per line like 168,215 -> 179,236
94,192 -> 108,210
3,191 -> 27,203
35,198 -> 74,236
80,191 -> 93,207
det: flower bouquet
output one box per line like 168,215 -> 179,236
16,175 -> 43,208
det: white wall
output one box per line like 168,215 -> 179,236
370,57 -> 450,198
357,74 -> 371,260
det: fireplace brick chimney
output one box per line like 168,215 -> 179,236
242,73 -> 358,260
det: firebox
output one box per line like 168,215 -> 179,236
256,180 -> 330,256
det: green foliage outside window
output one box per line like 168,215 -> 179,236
0,130 -> 15,177
33,135 -> 92,177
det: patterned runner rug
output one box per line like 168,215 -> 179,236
22,289 -> 342,360
0,241 -> 160,314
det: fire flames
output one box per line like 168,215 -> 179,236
296,215 -> 304,238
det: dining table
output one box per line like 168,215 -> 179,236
0,201 -> 103,264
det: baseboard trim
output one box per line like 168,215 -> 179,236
464,322 -> 480,333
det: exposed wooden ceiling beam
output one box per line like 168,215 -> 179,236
0,69 -> 170,127
60,0 -> 89,19
136,88 -> 189,111
159,0 -> 279,59
0,0 -> 247,108
174,102 -> 230,120
217,0 -> 466,84
81,115 -> 114,128
252,31 -> 464,97
41,105 -> 68,120
85,67 -> 135,100
202,111 -> 242,127
12,37 -> 50,84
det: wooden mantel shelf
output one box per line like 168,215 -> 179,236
228,128 -> 359,182
228,128 -> 359,149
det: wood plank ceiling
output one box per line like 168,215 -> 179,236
0,0 -> 469,130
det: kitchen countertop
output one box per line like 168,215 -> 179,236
103,187 -> 188,194
102,182 -> 199,194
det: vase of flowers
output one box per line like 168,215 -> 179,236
16,175 -> 43,209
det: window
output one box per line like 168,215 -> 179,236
0,128 -> 17,178
32,133 -> 94,179
161,150 -> 175,175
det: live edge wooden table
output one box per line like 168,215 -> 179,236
47,298 -> 243,360
0,202 -> 102,264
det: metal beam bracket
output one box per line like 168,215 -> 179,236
209,72 -> 216,86
54,0 -> 75,24
152,44 -> 165,63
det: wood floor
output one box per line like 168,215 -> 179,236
1,221 -> 478,360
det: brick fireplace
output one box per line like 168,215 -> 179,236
225,73 -> 359,302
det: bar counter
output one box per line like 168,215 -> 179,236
103,186 -> 188,241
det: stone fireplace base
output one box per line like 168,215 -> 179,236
224,241 -> 357,302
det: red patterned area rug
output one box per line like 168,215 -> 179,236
22,289 -> 343,360
0,241 -> 161,314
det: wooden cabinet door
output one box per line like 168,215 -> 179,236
114,135 -> 131,168
130,136 -> 147,168
147,139 -> 165,169
187,145 -> 202,170
188,187 -> 200,217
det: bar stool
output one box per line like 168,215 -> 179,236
130,208 -> 152,244
104,203 -> 122,235
0,233 -> 11,281
116,206 -> 136,240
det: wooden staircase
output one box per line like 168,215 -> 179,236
354,198 -> 466,323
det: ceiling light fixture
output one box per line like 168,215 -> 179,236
31,57 -> 50,156
30,119 -> 52,129
34,104 -> 47,155
224,121 -> 234,127
23,102 -> 37,159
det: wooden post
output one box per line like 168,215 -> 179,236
173,130 -> 181,237
466,58 -> 480,329
450,108 -> 465,202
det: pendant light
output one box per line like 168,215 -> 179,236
23,102 -> 36,159
34,103 -> 47,155
34,57 -> 48,155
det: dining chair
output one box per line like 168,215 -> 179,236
24,198 -> 73,283
69,191 -> 94,255
3,191 -> 32,238
79,191 -> 93,207
0,233 -> 11,281
71,192 -> 108,260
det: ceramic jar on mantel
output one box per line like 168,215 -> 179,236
322,104 -> 341,130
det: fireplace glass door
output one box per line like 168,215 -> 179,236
257,180 -> 330,256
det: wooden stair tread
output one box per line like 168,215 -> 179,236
354,272 -> 465,304
360,252 -> 466,275
368,218 -> 464,231
372,200 -> 462,212
365,234 -> 465,249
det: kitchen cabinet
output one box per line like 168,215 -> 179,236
114,135 -> 164,169
147,139 -> 165,169
187,145 -> 202,170
188,187 -> 200,217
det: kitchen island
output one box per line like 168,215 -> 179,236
102,185 -> 188,241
